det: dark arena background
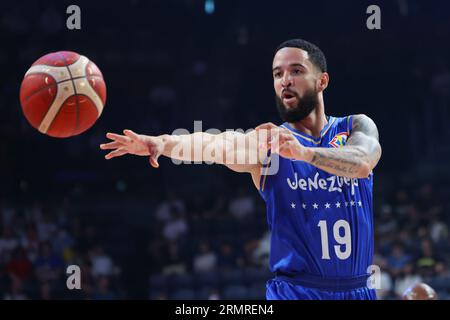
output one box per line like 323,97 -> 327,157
1,0 -> 450,307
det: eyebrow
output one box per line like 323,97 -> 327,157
272,63 -> 307,72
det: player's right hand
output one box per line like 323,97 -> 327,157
100,129 -> 163,168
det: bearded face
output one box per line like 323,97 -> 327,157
272,47 -> 323,123
275,86 -> 319,122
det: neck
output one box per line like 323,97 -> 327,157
288,99 -> 327,139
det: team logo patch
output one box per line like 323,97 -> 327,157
329,132 -> 349,148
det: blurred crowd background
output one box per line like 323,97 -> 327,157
1,0 -> 450,299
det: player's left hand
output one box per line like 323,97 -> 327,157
256,122 -> 310,161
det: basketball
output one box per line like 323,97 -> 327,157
402,282 -> 438,300
19,51 -> 107,138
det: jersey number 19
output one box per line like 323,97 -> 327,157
317,220 -> 352,260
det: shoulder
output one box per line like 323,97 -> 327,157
350,114 -> 377,127
349,114 -> 379,136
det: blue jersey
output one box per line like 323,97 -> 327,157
259,115 -> 375,280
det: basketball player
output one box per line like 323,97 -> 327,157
100,39 -> 382,300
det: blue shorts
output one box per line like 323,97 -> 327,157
266,273 -> 377,300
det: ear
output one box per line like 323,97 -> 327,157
316,72 -> 329,92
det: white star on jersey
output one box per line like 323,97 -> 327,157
295,201 -> 360,211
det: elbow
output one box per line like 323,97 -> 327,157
358,146 -> 381,179
357,161 -> 372,179
353,146 -> 378,179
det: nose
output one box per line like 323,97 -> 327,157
281,73 -> 292,88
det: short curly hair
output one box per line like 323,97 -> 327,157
276,39 -> 327,72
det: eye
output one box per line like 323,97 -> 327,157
292,69 -> 302,75
273,72 -> 281,79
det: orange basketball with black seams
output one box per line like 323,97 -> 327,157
19,51 -> 107,138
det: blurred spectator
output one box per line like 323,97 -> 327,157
34,242 -> 65,283
1,202 -> 16,227
193,242 -> 217,273
387,243 -> 412,277
6,247 -> 32,282
415,238 -> 444,279
396,229 -> 419,254
52,229 -> 75,258
377,205 -> 398,236
20,224 -> 40,262
155,191 -> 185,222
218,243 -> 241,271
250,231 -> 271,267
162,209 -> 188,241
0,227 -> 19,263
229,187 -> 255,220
93,276 -> 117,300
89,246 -> 115,278
161,242 -> 187,275
36,213 -> 58,243
430,215 -> 449,244
3,277 -> 28,300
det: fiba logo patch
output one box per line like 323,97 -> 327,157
329,132 -> 349,148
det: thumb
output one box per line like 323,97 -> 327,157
149,153 -> 160,168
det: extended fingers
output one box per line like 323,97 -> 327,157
105,147 -> 128,160
100,141 -> 123,150
123,129 -> 139,140
106,132 -> 131,144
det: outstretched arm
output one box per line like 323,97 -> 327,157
256,114 -> 382,179
99,129 -> 266,187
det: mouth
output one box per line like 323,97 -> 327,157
281,91 -> 297,105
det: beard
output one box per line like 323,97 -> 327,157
275,87 -> 319,123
